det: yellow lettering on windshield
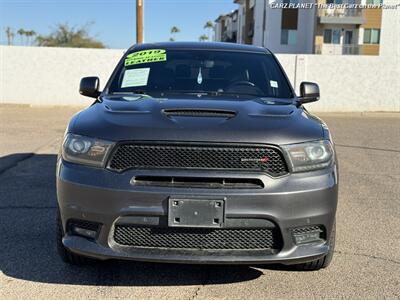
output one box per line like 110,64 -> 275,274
125,49 -> 167,66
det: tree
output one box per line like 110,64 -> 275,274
35,23 -> 105,48
16,29 -> 36,46
170,26 -> 180,42
25,30 -> 36,46
199,34 -> 209,42
203,21 -> 214,40
17,28 -> 25,45
5,27 -> 15,45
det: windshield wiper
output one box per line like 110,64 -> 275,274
215,92 -> 263,98
160,90 -> 264,98
110,91 -> 152,97
160,90 -> 219,96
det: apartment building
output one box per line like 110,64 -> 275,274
214,10 -> 239,43
214,0 -> 382,55
316,0 -> 382,55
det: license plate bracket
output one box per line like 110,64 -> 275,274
168,198 -> 225,228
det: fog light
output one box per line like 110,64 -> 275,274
72,227 -> 98,239
67,219 -> 101,240
292,226 -> 324,244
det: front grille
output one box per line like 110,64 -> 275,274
108,143 -> 288,177
113,225 -> 283,250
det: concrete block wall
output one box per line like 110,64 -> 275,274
0,46 -> 124,106
0,45 -> 399,111
294,55 -> 400,112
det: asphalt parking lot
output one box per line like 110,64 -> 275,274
0,104 -> 399,299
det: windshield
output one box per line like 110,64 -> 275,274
107,49 -> 294,99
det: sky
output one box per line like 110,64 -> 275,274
0,0 -> 237,49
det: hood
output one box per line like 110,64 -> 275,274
69,96 -> 324,145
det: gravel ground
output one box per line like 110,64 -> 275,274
0,105 -> 399,299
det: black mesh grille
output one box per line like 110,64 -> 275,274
67,219 -> 100,232
291,225 -> 326,240
113,225 -> 283,250
108,143 -> 288,176
291,225 -> 324,235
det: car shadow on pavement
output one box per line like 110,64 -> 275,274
0,153 -> 265,286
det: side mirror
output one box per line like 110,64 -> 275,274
299,82 -> 320,104
79,77 -> 100,98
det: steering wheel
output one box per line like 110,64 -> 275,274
226,81 -> 256,89
225,80 -> 264,95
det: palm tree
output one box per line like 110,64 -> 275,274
17,28 -> 25,45
5,27 -> 15,45
199,34 -> 209,42
170,26 -> 180,41
25,30 -> 36,46
203,21 -> 214,40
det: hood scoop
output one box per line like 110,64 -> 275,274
163,109 -> 236,118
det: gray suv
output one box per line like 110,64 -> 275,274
57,42 -> 338,271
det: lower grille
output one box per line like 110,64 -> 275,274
291,225 -> 326,239
66,219 -> 101,233
133,176 -> 264,189
113,225 -> 283,250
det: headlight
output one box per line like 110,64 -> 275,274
282,140 -> 334,173
62,134 -> 114,167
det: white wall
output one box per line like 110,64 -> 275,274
0,46 -> 124,106
0,45 -> 399,111
237,5 -> 245,43
253,0 -> 266,47
380,0 -> 400,57
289,55 -> 400,112
214,22 -> 222,41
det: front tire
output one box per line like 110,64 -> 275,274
56,211 -> 87,265
294,221 -> 336,271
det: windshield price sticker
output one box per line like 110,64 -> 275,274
121,68 -> 150,88
270,80 -> 278,88
125,49 -> 167,66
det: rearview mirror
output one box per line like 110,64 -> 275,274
299,82 -> 320,104
79,77 -> 100,98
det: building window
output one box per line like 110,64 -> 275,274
323,29 -> 332,43
366,0 -> 382,4
327,0 -> 343,3
364,29 -> 380,44
281,5 -> 298,45
323,29 -> 341,44
332,29 -> 341,44
281,29 -> 297,45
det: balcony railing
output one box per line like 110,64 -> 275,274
315,44 -> 360,55
318,8 -> 364,24
318,7 -> 362,18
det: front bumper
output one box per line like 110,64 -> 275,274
57,160 -> 338,265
